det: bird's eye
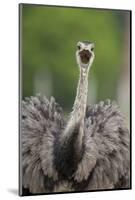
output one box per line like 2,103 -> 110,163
77,45 -> 81,50
91,47 -> 94,51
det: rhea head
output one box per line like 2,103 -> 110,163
76,41 -> 95,73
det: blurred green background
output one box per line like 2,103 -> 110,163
21,4 -> 130,125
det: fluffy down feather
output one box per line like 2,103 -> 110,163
21,95 -> 130,194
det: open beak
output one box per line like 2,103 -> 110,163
79,49 -> 91,64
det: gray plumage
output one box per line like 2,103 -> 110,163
21,41 -> 130,194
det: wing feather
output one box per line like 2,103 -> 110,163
73,100 -> 130,189
21,94 -> 65,193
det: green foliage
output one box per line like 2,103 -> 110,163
21,4 -> 126,110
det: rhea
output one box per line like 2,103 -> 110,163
21,41 -> 130,195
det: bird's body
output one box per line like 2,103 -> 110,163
21,41 -> 130,194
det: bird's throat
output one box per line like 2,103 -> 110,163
61,69 -> 89,164
63,69 -> 89,141
73,69 -> 88,121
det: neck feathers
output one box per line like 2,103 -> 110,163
57,67 -> 89,178
72,68 -> 88,122
63,68 -> 89,143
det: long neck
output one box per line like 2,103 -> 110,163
55,66 -> 89,178
72,68 -> 89,124
63,67 -> 89,153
